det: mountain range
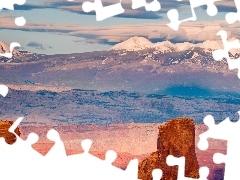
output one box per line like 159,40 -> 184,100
0,37 -> 239,94
0,37 -> 240,125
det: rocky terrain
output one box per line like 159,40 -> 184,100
0,39 -> 239,94
0,120 -> 20,144
0,88 -> 239,125
138,118 -> 199,180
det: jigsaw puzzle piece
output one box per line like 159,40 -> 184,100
213,152 -> 226,165
15,16 -> 26,26
124,158 -> 139,180
0,85 -> 9,97
81,138 -> 92,153
66,139 -> 103,180
39,129 -> 68,180
225,0 -> 240,24
212,30 -> 240,78
152,169 -> 163,180
7,117 -> 42,156
198,113 -> 240,145
0,0 -> 26,58
212,30 -> 240,61
167,0 -> 219,31
102,152 -> 138,180
131,0 -> 161,11
82,0 -> 124,21
198,112 -> 240,180
104,149 -> 117,164
166,155 -> 209,180
0,0 -> 26,10
0,0 -> 26,26
197,115 -> 216,151
45,129 -> 67,157
71,139 -> 138,180
0,117 -> 44,180
213,151 -> 240,180
0,42 -> 21,58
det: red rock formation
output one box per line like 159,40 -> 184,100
138,118 -> 199,180
0,120 -> 21,144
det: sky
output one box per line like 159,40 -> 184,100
0,0 -> 239,54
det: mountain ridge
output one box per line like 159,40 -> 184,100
110,36 -> 233,54
0,39 -> 239,96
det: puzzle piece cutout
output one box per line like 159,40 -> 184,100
212,30 -> 240,78
166,155 -> 209,180
0,84 -> 9,97
0,0 -> 26,58
0,116 -> 224,180
0,0 -> 26,26
0,117 -> 44,180
0,42 -> 21,58
45,129 -> 67,158
66,138 -> 139,180
152,169 -> 163,180
225,0 -> 240,24
131,0 -> 161,12
198,112 -> 240,180
0,0 -> 25,10
82,0 -> 125,21
0,117 -> 140,180
167,0 -> 220,31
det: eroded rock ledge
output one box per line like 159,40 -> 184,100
138,118 -> 199,180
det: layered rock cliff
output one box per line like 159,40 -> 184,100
0,120 -> 21,144
138,118 -> 199,180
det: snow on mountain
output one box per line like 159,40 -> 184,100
153,41 -> 175,52
110,36 -> 240,55
110,36 -> 153,51
0,41 -> 21,57
197,40 -> 224,52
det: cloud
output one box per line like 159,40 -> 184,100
11,0 -> 238,21
13,3 -> 50,11
1,15 -> 240,46
11,0 -> 194,20
27,41 -> 52,50
12,0 -> 163,20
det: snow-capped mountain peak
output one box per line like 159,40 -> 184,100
111,36 -> 240,55
197,40 -> 224,51
110,36 -> 153,51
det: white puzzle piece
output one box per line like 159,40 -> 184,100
167,0 -> 220,31
0,0 -> 26,58
212,30 -> 240,78
82,0 -> 124,21
0,42 -> 21,58
166,155 -> 209,180
0,84 -> 9,97
131,0 -> 161,12
225,0 -> 240,24
198,112 -> 240,180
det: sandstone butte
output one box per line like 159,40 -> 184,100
0,120 -> 21,144
138,118 -> 199,180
